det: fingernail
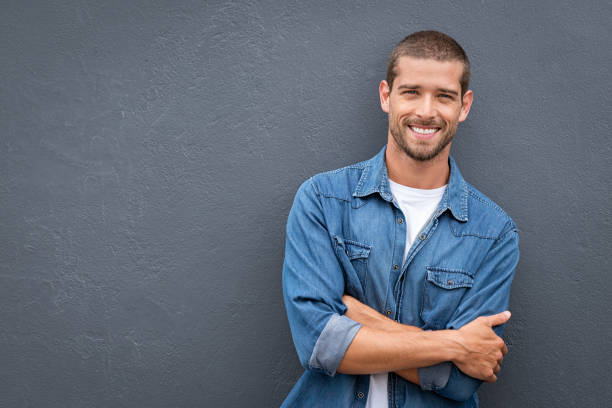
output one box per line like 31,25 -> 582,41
505,311 -> 511,318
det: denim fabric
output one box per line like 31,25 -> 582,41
281,146 -> 519,407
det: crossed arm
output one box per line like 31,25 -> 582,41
283,179 -> 519,400
338,294 -> 509,384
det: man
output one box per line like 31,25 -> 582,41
281,31 -> 519,407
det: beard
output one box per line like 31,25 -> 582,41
389,115 -> 458,162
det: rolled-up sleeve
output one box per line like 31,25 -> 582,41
282,178 -> 361,377
418,226 -> 519,401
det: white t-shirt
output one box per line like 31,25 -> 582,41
365,179 -> 446,408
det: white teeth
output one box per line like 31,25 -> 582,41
410,126 -> 438,135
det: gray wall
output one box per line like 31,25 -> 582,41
2,1 -> 611,407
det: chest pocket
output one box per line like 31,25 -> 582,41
420,267 -> 474,330
333,236 -> 371,300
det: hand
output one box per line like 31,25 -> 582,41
453,312 -> 510,383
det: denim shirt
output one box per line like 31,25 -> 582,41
281,146 -> 519,407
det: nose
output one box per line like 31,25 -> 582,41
415,95 -> 436,120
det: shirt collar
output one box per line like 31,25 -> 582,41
352,145 -> 469,222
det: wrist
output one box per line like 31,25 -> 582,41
436,329 -> 466,363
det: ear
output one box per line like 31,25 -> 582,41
458,89 -> 473,123
379,80 -> 391,113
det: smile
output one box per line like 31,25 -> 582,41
408,125 -> 441,139
410,126 -> 439,134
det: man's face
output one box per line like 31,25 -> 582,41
379,56 -> 473,162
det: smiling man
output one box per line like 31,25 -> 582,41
281,31 -> 519,407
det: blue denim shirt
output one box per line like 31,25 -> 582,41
281,146 -> 519,407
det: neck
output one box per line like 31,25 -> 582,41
385,141 -> 450,189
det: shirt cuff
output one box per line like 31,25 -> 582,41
308,313 -> 361,376
418,362 -> 452,391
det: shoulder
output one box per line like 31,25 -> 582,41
297,158 -> 370,202
458,181 -> 518,240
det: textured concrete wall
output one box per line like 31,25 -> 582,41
1,1 -> 611,407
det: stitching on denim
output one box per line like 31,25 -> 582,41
309,177 -> 320,196
311,176 -> 352,203
345,239 -> 370,295
311,165 -> 371,204
317,162 -> 367,176
450,215 -> 517,240
426,270 -> 474,289
461,181 -> 468,220
335,237 -> 372,257
466,183 -> 509,216
351,196 -> 368,209
426,266 -> 473,278
494,228 -> 519,246
421,264 -> 474,328
449,221 -> 498,240
353,163 -> 371,195
319,193 -> 351,202
441,185 -> 468,222
343,237 -> 371,247
317,192 -> 368,209
378,167 -> 389,194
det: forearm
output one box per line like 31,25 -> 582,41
336,325 -> 459,374
340,295 -> 509,390
338,295 -> 460,375
343,295 -> 419,334
342,295 -> 421,383
342,303 -> 462,391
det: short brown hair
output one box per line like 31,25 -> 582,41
386,31 -> 471,95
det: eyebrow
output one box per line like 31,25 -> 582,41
396,84 -> 459,96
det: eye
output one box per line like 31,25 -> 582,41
401,90 -> 417,95
438,93 -> 453,99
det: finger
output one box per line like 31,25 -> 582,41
485,374 -> 498,383
485,311 -> 511,327
502,343 -> 508,355
494,364 -> 501,374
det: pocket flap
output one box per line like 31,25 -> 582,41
334,236 -> 371,260
426,267 -> 473,289
344,240 -> 370,260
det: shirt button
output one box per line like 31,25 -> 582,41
447,279 -> 454,286
398,218 -> 403,224
345,249 -> 349,255
385,309 -> 392,316
393,264 -> 399,270
419,233 -> 426,240
357,392 -> 365,399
